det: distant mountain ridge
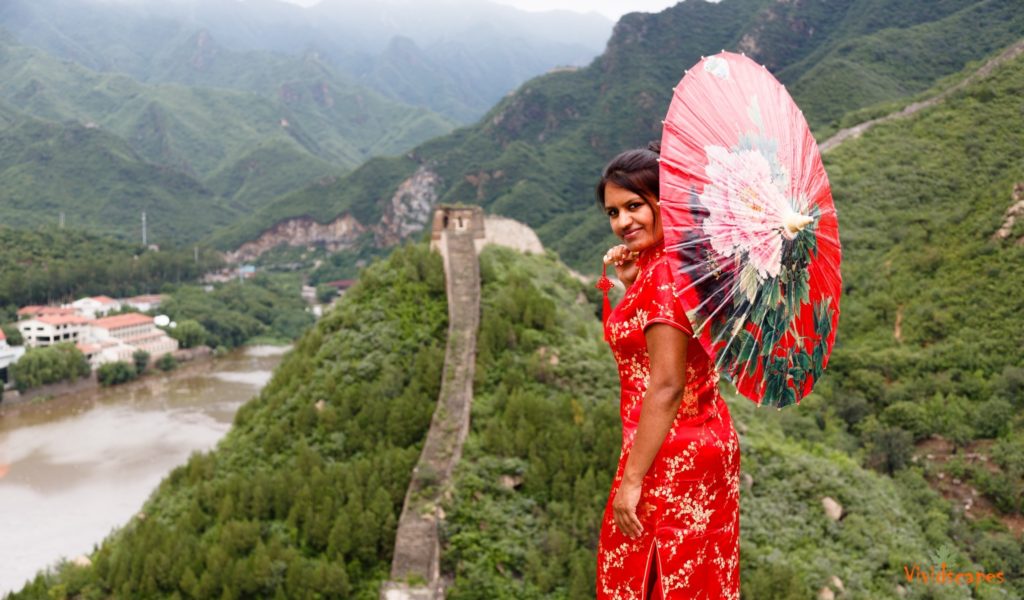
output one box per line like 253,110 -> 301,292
0,28 -> 458,240
0,0 -> 613,122
0,29 -> 454,178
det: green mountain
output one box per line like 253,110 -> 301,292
0,112 -> 234,243
217,0 -> 1024,269
0,29 -> 455,214
442,247 -> 1018,598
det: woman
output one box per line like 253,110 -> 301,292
595,142 -> 741,599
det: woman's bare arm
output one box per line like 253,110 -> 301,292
613,323 -> 689,538
623,324 -> 689,483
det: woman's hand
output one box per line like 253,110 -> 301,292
612,477 -> 644,539
604,244 -> 639,288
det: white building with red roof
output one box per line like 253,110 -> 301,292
89,313 -> 177,360
70,296 -> 122,319
18,314 -> 94,348
121,294 -> 165,313
17,306 -> 80,320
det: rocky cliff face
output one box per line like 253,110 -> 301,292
375,166 -> 441,246
225,166 -> 441,263
224,213 -> 366,263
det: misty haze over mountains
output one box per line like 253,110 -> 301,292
0,0 -> 613,121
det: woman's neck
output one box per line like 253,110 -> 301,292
636,237 -> 665,270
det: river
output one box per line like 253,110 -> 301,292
0,345 -> 289,596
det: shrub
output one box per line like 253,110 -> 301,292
97,361 -> 137,386
155,353 -> 178,372
132,350 -> 150,375
169,319 -> 208,349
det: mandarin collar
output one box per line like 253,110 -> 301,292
635,239 -> 665,272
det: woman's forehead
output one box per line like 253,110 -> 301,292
605,184 -> 643,204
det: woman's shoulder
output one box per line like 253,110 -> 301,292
637,249 -> 676,290
636,248 -> 694,335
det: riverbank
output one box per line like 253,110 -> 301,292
1,346 -> 216,411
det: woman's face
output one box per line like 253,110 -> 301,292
603,181 -> 663,253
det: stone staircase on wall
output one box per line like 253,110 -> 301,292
380,207 -> 483,599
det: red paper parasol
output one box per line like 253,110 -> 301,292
659,51 -> 841,409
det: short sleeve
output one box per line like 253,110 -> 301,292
641,257 -> 694,336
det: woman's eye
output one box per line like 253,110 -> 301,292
607,209 -> 617,217
628,202 -> 642,210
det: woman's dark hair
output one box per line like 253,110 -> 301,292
595,140 -> 661,209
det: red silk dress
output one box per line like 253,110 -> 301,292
596,239 -> 741,600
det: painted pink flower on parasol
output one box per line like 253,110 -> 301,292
700,145 -> 813,282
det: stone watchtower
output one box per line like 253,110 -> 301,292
429,205 -> 486,256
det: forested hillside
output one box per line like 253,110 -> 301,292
0,113 -> 234,243
0,227 -> 223,312
9,244 -> 449,599
217,0 -> 1024,271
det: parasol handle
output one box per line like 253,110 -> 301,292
783,211 -> 814,239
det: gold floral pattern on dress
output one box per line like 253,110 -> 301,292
597,240 -> 741,599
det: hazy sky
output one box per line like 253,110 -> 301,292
279,0 -> 681,20
490,0 -> 679,19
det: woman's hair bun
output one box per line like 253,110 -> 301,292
646,140 -> 661,154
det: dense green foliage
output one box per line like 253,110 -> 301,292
225,0 -> 1023,273
10,342 -> 90,392
169,319 -> 209,350
2,323 -> 24,346
795,47 -> 1024,544
97,361 -> 138,387
9,244 -> 448,599
0,227 -> 223,311
161,274 -> 315,350
155,353 -> 178,372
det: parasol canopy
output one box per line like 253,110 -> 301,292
658,51 -> 842,409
